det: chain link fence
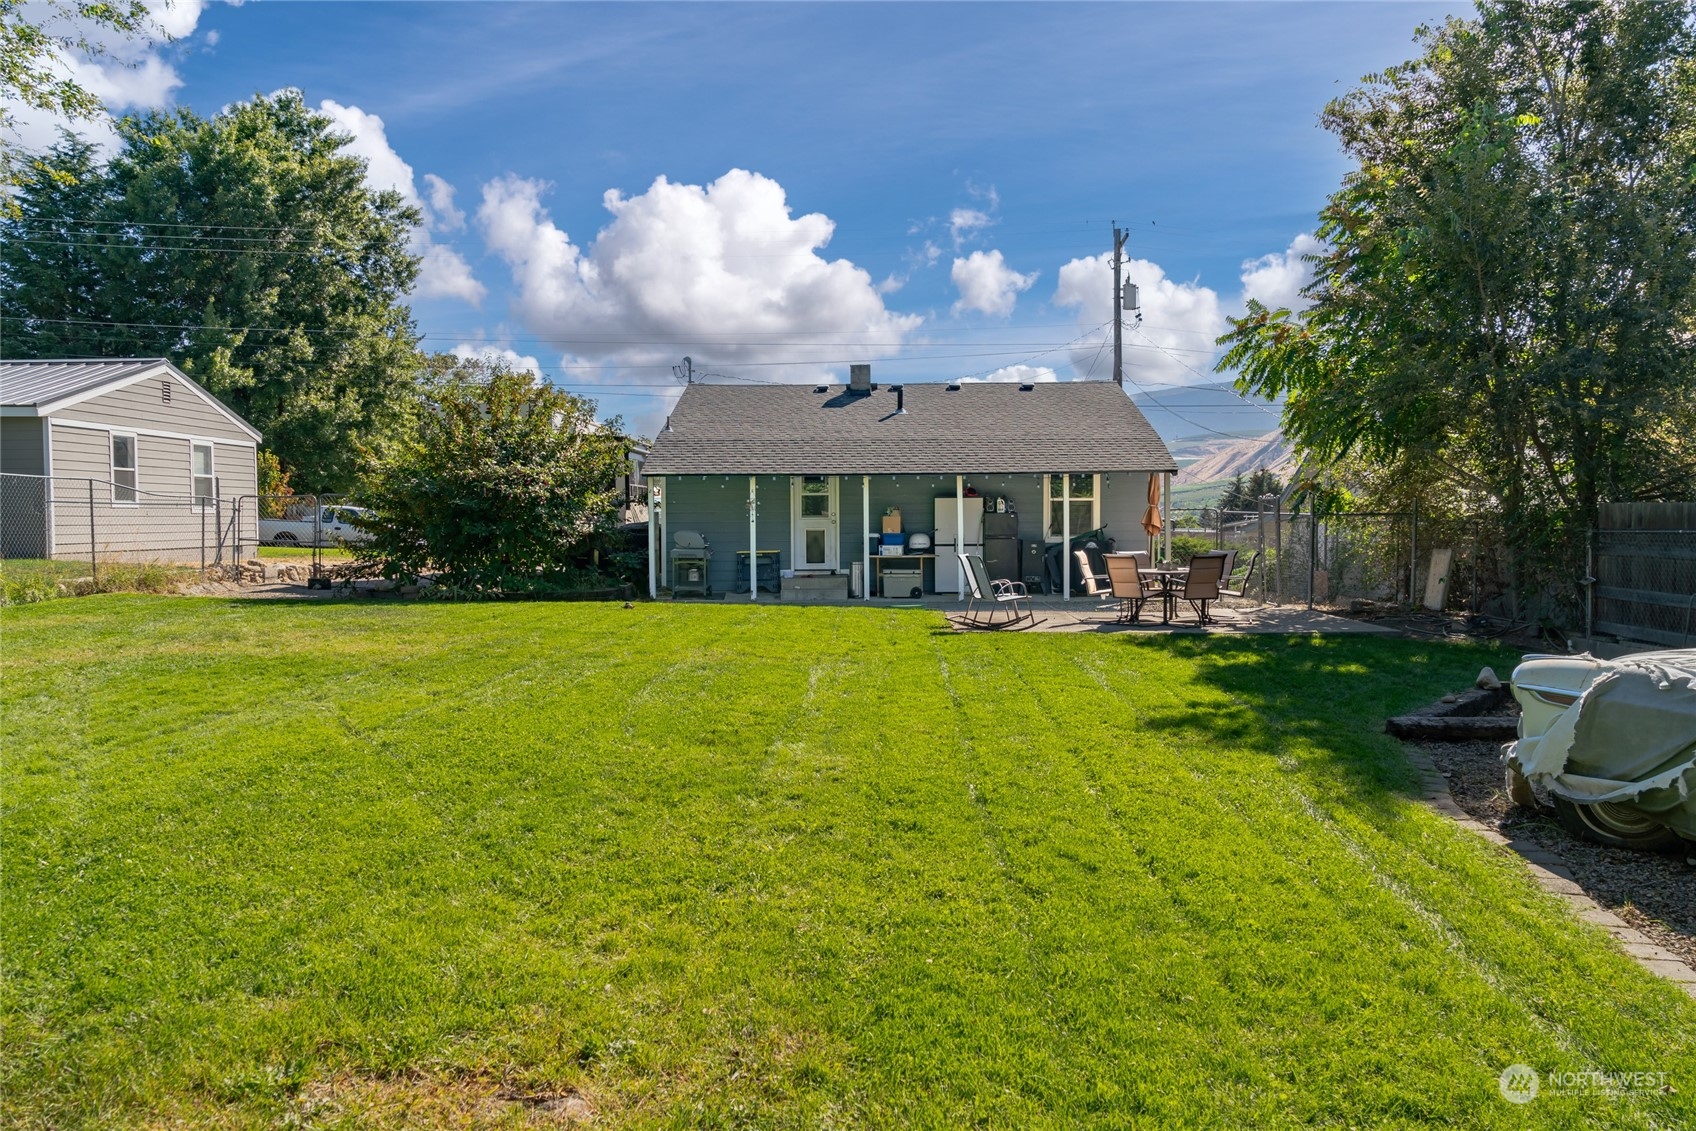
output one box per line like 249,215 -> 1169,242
1593,527 -> 1696,648
1169,502 -> 1455,610
0,472 -> 273,599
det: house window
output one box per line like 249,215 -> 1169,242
191,442 -> 215,507
111,434 -> 138,503
1045,474 -> 1098,541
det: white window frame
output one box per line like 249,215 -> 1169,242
110,432 -> 139,505
190,440 -> 216,508
1044,473 -> 1099,542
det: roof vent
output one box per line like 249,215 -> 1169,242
1018,383 -> 1035,391
814,384 -> 828,393
946,381 -> 961,391
893,384 -> 906,414
849,363 -> 872,394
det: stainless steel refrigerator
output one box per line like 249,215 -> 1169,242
934,496 -> 985,594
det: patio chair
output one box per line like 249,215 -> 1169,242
957,553 -> 1037,630
1102,554 -> 1148,623
1179,552 -> 1228,625
1221,550 -> 1262,603
1074,549 -> 1111,599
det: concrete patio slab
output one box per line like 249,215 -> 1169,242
713,592 -> 1400,635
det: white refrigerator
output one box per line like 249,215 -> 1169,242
934,496 -> 985,594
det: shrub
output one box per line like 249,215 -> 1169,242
354,358 -> 631,593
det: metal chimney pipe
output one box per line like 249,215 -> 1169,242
894,384 -> 906,414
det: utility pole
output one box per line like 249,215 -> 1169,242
1111,223 -> 1129,387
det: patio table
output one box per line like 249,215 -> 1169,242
1139,567 -> 1190,625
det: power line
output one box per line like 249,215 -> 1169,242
1130,325 -> 1281,420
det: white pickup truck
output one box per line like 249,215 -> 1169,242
258,505 -> 375,546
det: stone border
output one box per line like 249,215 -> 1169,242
1402,745 -> 1696,1000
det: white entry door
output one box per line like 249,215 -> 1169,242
791,475 -> 839,572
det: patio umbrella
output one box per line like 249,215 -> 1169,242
1141,473 -> 1163,538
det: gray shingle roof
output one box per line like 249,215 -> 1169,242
0,358 -> 172,408
643,380 -> 1176,476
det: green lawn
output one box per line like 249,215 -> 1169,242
3,598 -> 1692,1129
256,545 -> 355,561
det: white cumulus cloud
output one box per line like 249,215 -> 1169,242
964,364 -> 1060,383
1054,253 -> 1228,384
476,168 -> 922,380
1240,232 -> 1324,311
424,173 -> 466,232
950,249 -> 1037,318
450,343 -> 543,376
318,99 -> 486,307
1,0 -> 209,153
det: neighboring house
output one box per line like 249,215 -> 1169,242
641,365 -> 1178,600
0,359 -> 261,563
617,439 -> 650,527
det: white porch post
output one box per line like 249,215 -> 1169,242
748,475 -> 758,601
1162,471 -> 1172,563
955,475 -> 965,603
862,474 -> 871,600
647,476 -> 660,598
1061,472 -> 1072,601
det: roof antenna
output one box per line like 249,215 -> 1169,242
672,356 -> 694,384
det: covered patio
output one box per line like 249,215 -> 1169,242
642,370 -> 1182,605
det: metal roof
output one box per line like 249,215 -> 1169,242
643,380 -> 1177,476
0,357 -> 261,440
0,358 -> 171,408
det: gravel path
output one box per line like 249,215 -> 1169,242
1413,738 -> 1696,969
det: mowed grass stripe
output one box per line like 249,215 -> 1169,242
2,599 -> 1693,1130
1168,637 -> 1696,1083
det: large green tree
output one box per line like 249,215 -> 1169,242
1,91 -> 422,491
1218,0 -> 1696,606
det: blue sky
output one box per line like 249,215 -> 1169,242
19,1 -> 1465,437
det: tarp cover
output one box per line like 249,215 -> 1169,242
1519,650 -> 1696,838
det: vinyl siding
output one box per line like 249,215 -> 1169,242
46,421 -> 259,563
59,374 -> 257,444
660,474 -> 793,594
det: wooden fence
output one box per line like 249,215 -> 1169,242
1594,502 -> 1696,647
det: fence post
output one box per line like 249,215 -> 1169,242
1409,498 -> 1418,607
1585,526 -> 1594,643
88,479 -> 97,585
1308,494 -> 1317,611
201,501 -> 207,574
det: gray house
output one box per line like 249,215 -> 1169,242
641,366 -> 1177,601
0,359 -> 261,562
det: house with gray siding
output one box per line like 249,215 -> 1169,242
1,359 -> 261,563
641,366 -> 1178,601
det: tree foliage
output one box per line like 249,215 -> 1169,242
1,92 -> 422,491
354,356 -> 632,593
1217,1 -> 1696,602
1,0 -> 149,124
1218,469 -> 1285,512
